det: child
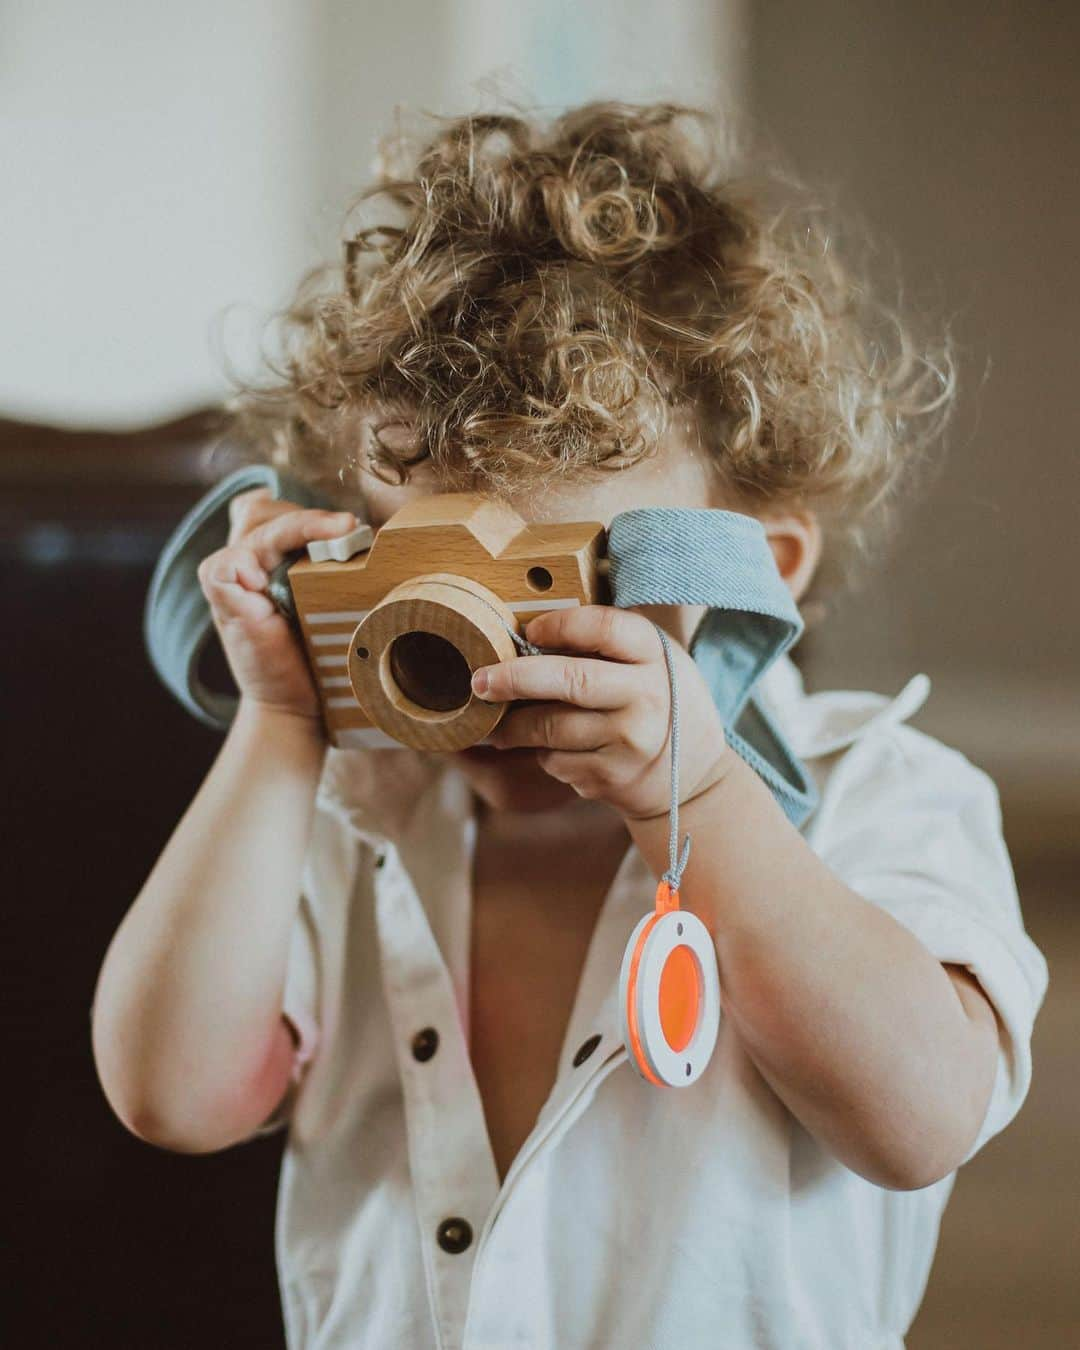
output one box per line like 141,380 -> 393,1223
91,102 -> 1049,1349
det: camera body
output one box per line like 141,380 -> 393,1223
288,493 -> 607,751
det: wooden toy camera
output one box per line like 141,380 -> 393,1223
287,494 -> 608,752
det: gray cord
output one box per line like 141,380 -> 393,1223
505,627 -> 543,657
653,624 -> 691,892
420,578 -> 545,657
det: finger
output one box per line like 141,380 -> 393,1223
227,487 -> 279,545
199,549 -> 277,622
207,578 -> 277,624
472,653 -> 639,708
487,703 -> 611,751
227,490 -> 350,548
522,605 -> 659,663
199,545 -> 267,590
243,508 -> 357,572
534,749 -> 607,798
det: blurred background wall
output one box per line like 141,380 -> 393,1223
3,0 -> 321,425
748,9 -> 1080,1343
4,2 -> 1075,1346
752,1 -> 1080,853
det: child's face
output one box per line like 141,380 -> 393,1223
353,419 -> 742,816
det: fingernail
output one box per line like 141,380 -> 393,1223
471,668 -> 489,695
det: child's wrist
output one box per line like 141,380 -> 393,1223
234,697 -> 327,750
621,749 -> 734,824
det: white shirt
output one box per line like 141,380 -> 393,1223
256,655 -> 1049,1350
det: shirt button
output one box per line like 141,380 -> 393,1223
572,1033 -> 602,1067
374,851 -> 387,870
436,1217 -> 473,1254
411,1027 -> 439,1062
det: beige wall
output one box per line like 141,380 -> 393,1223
3,0 -> 746,422
315,0 -> 746,275
749,2 -> 1080,820
0,0 -> 322,427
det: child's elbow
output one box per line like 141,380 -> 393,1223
92,1037 -> 249,1154
116,1100 -> 237,1155
90,1000 -> 292,1155
861,1111 -> 983,1192
100,1073 -> 284,1155
869,1010 -> 1000,1192
868,1146 -> 960,1193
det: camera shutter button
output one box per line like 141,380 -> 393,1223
307,523 -> 374,564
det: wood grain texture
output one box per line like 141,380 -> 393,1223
288,492 -> 606,748
347,575 -> 518,751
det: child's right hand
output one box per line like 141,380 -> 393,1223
197,487 -> 358,722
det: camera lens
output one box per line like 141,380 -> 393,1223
388,631 -> 473,712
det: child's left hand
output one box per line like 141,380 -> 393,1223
473,605 -> 730,821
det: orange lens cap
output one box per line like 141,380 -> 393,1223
618,907 -> 721,1087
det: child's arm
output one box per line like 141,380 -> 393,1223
475,604 -> 1015,1192
91,702 -> 325,1154
625,753 -> 1002,1191
91,491 -> 357,1153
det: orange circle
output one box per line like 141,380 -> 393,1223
658,944 -> 701,1052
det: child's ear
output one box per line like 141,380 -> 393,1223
761,511 -> 822,601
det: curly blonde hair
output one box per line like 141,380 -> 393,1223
222,99 -> 954,579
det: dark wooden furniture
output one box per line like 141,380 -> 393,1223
3,411 -> 286,1348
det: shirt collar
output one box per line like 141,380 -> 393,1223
316,743 -> 442,847
755,653 -> 932,759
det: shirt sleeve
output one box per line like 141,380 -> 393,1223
814,722 -> 1050,1167
251,891 -> 322,1138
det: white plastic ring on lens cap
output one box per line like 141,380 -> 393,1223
619,907 -> 721,1087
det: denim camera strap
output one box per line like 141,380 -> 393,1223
142,464 -> 324,729
144,469 -> 818,828
607,509 -> 817,828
